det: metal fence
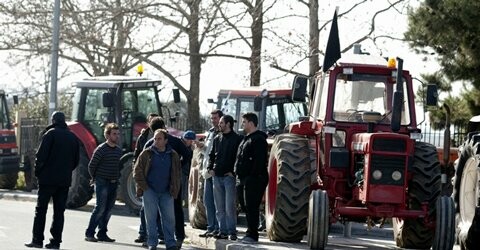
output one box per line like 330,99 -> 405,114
19,118 -> 48,157
419,122 -> 468,148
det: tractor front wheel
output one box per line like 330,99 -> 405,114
432,196 -> 455,250
66,147 -> 93,208
119,156 -> 142,214
307,189 -> 329,249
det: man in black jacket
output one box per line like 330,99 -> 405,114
234,112 -> 268,244
208,115 -> 242,240
25,111 -> 80,249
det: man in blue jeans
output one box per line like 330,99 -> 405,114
199,109 -> 223,238
208,115 -> 242,240
85,123 -> 123,243
134,129 -> 181,250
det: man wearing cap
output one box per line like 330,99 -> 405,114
25,111 -> 80,249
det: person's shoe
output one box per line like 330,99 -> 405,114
241,236 -> 258,244
207,230 -> 218,237
45,242 -> 60,249
24,241 -> 43,248
134,235 -> 146,243
142,242 -> 148,247
213,233 -> 228,239
159,239 -> 165,244
85,236 -> 98,242
148,246 -> 157,250
198,231 -> 210,238
97,235 -> 115,242
229,234 -> 238,241
176,239 -> 183,248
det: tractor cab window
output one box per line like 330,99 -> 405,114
332,73 -> 411,125
83,88 -> 111,143
265,101 -> 307,132
218,97 -> 238,122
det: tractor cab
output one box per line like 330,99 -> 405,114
212,87 -> 307,135
70,76 -> 162,153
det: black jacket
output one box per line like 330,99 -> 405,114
35,122 -> 80,186
234,130 -> 268,180
208,131 -> 242,176
133,128 -> 151,162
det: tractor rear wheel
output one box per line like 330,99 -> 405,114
66,147 -> 93,208
307,190 -> 329,249
0,172 -> 18,189
188,166 -> 207,229
453,136 -> 480,244
188,147 -> 207,229
119,156 -> 141,214
393,141 -> 441,249
432,196 -> 455,250
266,134 -> 313,242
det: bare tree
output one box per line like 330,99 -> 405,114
271,0 -> 407,78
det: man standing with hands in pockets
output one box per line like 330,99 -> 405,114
235,112 -> 269,244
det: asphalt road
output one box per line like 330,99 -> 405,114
0,190 -> 461,250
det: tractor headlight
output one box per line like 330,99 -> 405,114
391,171 -> 402,181
372,170 -> 382,180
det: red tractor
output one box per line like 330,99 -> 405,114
266,54 -> 455,249
188,87 -> 307,228
0,90 -> 20,189
66,76 -> 178,212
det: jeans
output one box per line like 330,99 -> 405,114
85,177 -> 117,237
32,185 -> 69,244
237,175 -> 268,241
143,188 -> 176,249
173,186 -> 185,241
204,177 -> 218,232
213,175 -> 237,235
138,205 -> 164,240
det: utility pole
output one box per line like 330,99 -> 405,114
49,0 -> 61,119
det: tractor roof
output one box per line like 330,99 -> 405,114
336,54 -> 390,68
218,87 -> 292,97
73,75 -> 161,89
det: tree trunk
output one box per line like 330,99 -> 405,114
250,0 -> 263,87
188,0 -> 202,131
309,0 -> 319,88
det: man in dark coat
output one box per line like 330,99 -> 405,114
234,112 -> 268,244
25,111 -> 80,249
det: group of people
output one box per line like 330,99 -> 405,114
24,108 -> 269,250
198,109 -> 269,244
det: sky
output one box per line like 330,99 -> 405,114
0,0 -> 444,115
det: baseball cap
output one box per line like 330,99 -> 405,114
183,130 -> 196,140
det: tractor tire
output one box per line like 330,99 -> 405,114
188,146 -> 207,229
453,135 -> 480,243
393,141 -> 441,249
0,172 -> 18,189
455,143 -> 480,250
119,156 -> 141,214
308,190 -> 329,250
66,147 -> 93,208
432,196 -> 455,250
188,165 -> 207,229
266,134 -> 313,242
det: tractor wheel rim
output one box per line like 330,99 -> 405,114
459,156 -> 479,225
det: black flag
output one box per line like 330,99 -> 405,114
322,10 -> 341,72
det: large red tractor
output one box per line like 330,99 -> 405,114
66,76 -> 178,212
266,54 -> 455,249
0,90 -> 20,189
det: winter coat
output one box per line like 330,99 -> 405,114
133,145 -> 181,198
234,130 -> 268,180
208,131 -> 243,176
35,122 -> 80,186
